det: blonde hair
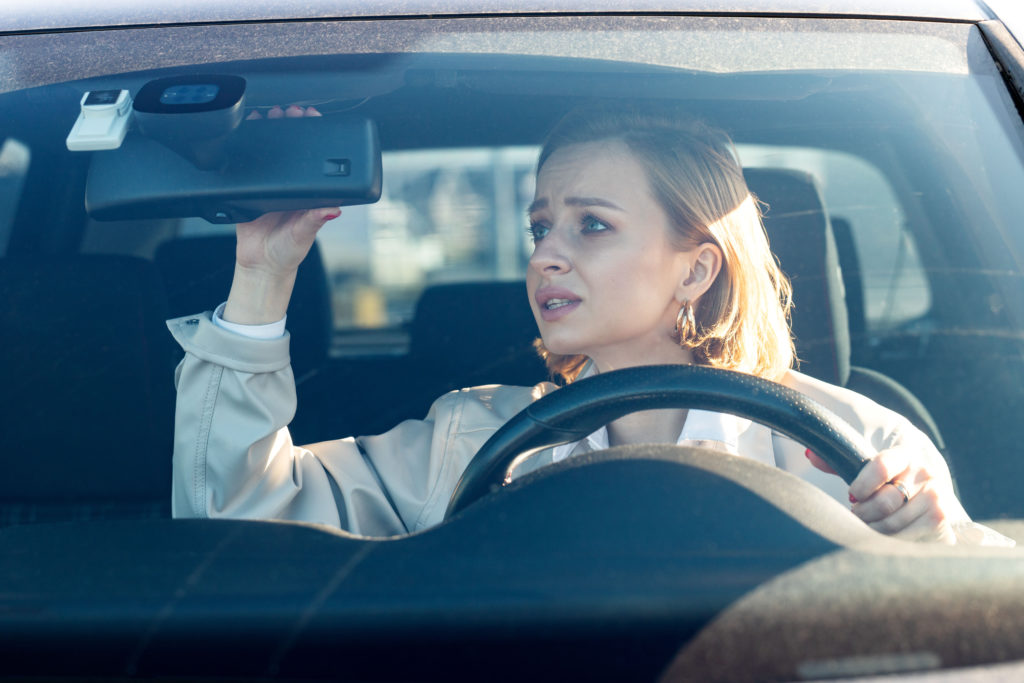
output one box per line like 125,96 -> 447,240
534,104 -> 795,382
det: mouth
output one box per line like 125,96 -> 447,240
535,288 -> 582,321
543,297 -> 578,311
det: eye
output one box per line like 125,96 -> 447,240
527,221 -> 549,242
581,214 -> 612,234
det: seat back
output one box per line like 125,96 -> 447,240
829,216 -> 868,353
297,281 -> 545,441
409,281 -> 547,391
744,168 -> 850,385
0,255 -> 177,524
746,168 -> 945,449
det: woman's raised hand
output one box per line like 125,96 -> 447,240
234,207 -> 340,276
224,208 -> 340,325
223,103 -> 339,325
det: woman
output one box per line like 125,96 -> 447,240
168,105 -> 990,544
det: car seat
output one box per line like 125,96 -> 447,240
407,280 -> 547,392
0,255 -> 177,525
744,168 -> 946,451
313,281 -> 549,438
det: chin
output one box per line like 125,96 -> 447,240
537,334 -> 585,358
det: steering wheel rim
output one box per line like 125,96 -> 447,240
444,365 -> 873,519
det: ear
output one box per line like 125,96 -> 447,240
675,242 -> 723,303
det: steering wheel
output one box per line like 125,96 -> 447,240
444,365 -> 874,519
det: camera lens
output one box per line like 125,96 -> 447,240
84,90 -> 121,106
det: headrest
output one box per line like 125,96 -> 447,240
744,168 -> 850,385
409,281 -> 546,387
0,255 -> 176,502
155,235 -> 332,379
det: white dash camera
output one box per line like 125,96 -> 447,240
66,90 -> 132,151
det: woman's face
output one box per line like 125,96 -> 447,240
527,139 -> 703,371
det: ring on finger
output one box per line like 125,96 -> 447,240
889,479 -> 911,505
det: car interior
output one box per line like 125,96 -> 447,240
0,159 -> 945,522
2,55 -> 1011,523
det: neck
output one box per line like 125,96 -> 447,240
606,408 -> 689,447
589,345 -> 696,375
583,341 -> 696,447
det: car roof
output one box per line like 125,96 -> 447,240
3,0 -> 996,35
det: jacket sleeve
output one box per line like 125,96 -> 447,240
168,311 -> 429,537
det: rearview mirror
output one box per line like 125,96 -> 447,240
86,115 -> 382,223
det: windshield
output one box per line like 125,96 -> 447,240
2,14 -> 1024,524
10,10 -> 1024,680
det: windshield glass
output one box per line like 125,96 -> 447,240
2,14 -> 1023,526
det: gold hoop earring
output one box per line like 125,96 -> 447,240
675,300 -> 697,346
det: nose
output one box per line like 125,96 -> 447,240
528,229 -> 572,276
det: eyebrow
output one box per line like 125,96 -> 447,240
527,196 -> 625,214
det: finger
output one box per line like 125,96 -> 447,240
849,448 -> 912,503
804,448 -> 836,475
267,105 -> 285,119
863,482 -> 937,531
316,206 -> 341,222
237,207 -> 338,231
245,109 -> 263,120
851,479 -> 910,523
293,207 -> 342,240
236,210 -> 290,231
868,487 -> 955,543
285,105 -> 306,118
304,106 -> 323,117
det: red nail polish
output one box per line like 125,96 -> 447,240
804,448 -> 812,458
849,493 -> 858,504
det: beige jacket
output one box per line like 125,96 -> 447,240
168,311 -> 946,538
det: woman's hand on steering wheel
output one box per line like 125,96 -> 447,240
808,445 -> 969,544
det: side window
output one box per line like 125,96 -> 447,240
320,147 -> 538,331
737,145 -> 932,335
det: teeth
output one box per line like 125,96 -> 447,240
545,298 -> 574,310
